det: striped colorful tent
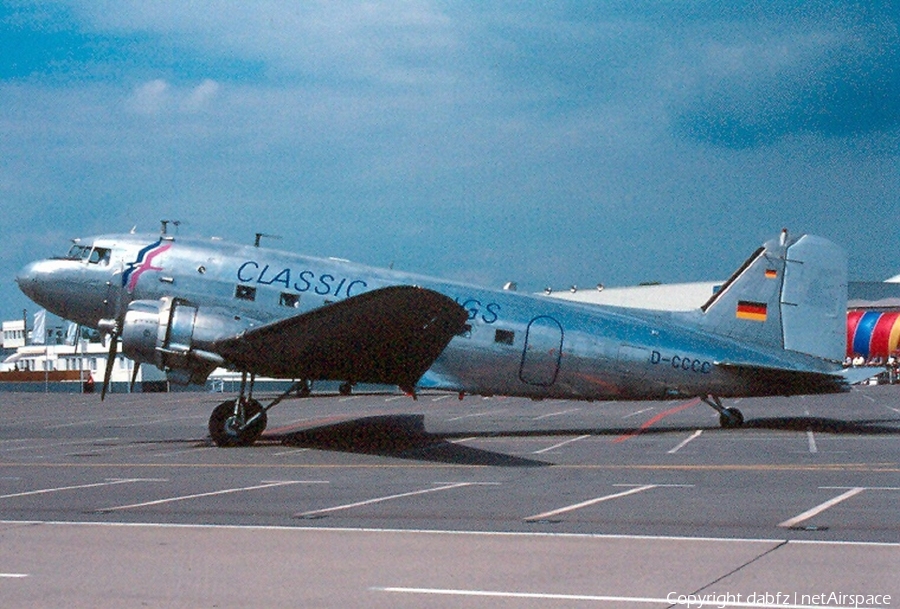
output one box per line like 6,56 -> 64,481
847,310 -> 900,359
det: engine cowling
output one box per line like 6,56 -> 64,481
121,297 -> 253,385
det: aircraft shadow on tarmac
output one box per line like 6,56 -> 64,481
742,416 -> 900,434
263,413 -> 900,466
271,414 -> 549,467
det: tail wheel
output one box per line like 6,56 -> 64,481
719,407 -> 744,429
209,399 -> 267,447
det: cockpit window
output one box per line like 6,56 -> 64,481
63,244 -> 110,265
88,247 -> 111,265
66,244 -> 91,260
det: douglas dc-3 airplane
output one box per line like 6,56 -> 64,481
17,226 -> 863,447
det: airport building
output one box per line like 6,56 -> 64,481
0,313 -> 216,392
1,317 -> 139,391
1,313 -> 299,393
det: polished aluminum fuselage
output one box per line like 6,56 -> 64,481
17,233 -> 839,400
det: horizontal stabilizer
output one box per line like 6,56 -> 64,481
716,362 -> 849,396
835,366 -> 884,386
214,286 -> 468,389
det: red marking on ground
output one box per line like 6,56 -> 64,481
612,397 -> 702,443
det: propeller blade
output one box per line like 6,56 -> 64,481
101,332 -> 118,401
72,324 -> 81,355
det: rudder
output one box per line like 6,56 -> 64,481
779,234 -> 846,361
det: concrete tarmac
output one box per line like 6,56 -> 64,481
1,386 -> 898,607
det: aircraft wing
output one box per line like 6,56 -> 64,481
213,286 -> 468,390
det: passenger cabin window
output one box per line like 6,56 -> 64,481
235,285 -> 257,301
280,292 -> 300,308
494,329 -> 515,345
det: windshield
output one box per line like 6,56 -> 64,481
64,243 -> 110,265
66,244 -> 91,260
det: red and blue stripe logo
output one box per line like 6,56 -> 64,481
122,239 -> 172,293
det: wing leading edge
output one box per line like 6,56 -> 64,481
214,286 -> 468,391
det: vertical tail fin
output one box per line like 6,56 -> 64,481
698,231 -> 846,362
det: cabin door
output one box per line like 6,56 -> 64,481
519,316 -> 564,387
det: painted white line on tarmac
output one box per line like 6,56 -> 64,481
668,430 -> 703,454
778,487 -> 865,528
0,573 -> 29,578
99,480 -> 323,513
3,518 -> 900,546
45,412 -> 206,429
623,407 -> 655,418
272,448 -> 310,456
377,587 -> 666,604
533,434 -> 590,454
525,484 -> 658,521
0,478 -> 163,500
295,482 -> 474,518
822,486 -> 900,491
806,430 -> 818,454
447,437 -> 477,444
446,410 -> 506,421
149,446 -> 214,458
106,414 -> 208,428
532,408 -> 580,420
0,437 -> 120,454
375,587 -> 875,608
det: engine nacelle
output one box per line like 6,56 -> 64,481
121,297 -> 253,385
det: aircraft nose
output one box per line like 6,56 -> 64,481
17,257 -> 116,326
16,259 -> 68,312
15,260 -> 42,300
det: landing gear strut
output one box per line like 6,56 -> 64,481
701,395 -> 744,429
207,373 -> 310,447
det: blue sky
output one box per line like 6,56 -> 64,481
2,1 -> 899,321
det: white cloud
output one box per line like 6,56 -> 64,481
126,78 -> 221,115
181,79 -> 220,113
127,78 -> 170,115
66,1 -> 463,84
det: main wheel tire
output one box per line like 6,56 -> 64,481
718,407 -> 744,429
209,399 -> 267,447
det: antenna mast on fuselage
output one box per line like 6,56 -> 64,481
160,220 -> 182,236
254,233 -> 282,248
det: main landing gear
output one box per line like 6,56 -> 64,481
208,373 -> 311,447
209,397 -> 266,447
701,395 -> 744,429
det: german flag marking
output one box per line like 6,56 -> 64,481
736,300 -> 767,322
